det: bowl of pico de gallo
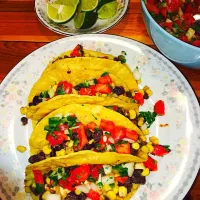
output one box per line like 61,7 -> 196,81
141,0 -> 200,68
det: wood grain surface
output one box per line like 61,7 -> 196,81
0,0 -> 199,199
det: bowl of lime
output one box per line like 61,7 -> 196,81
35,0 -> 129,35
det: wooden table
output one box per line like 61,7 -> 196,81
0,0 -> 199,199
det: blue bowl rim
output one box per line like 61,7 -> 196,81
141,0 -> 200,52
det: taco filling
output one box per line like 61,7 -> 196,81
26,163 -> 147,200
28,114 -> 143,164
29,72 -> 133,107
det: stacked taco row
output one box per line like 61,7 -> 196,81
20,45 -> 170,200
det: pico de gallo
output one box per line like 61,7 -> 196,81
145,0 -> 200,47
26,163 -> 148,200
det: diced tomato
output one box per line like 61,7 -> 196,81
70,164 -> 90,184
57,81 -> 72,95
95,84 -> 112,94
133,92 -> 144,106
79,86 -> 96,96
148,0 -> 156,4
166,0 -> 181,12
76,123 -> 88,149
58,124 -> 69,131
144,156 -> 158,171
47,131 -> 67,146
115,176 -> 128,184
96,138 -> 107,151
160,7 -> 167,18
191,40 -> 200,47
116,143 -> 131,154
59,179 -> 76,191
97,75 -> 112,84
152,145 -> 171,156
87,189 -> 100,200
124,128 -> 138,141
184,2 -> 196,13
113,105 -> 118,111
87,121 -> 97,131
146,2 -> 159,14
70,44 -> 84,57
154,100 -> 165,115
100,119 -> 116,134
165,21 -> 173,29
179,35 -> 189,43
111,126 -> 126,142
182,13 -> 195,27
90,165 -> 103,180
33,170 -> 44,184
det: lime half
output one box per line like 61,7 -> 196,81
47,3 -> 77,23
98,1 -> 118,19
81,0 -> 98,12
74,12 -> 86,29
54,0 -> 79,7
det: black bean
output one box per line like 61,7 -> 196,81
86,129 -> 93,140
104,196 -> 110,200
28,102 -> 33,106
50,150 -> 56,157
65,166 -> 78,173
74,85 -> 81,91
82,143 -> 94,150
130,146 -> 138,155
28,152 -> 46,164
93,129 -> 103,143
130,169 -> 146,185
39,195 -> 43,200
117,108 -> 125,116
21,117 -> 28,125
72,133 -> 79,141
118,177 -> 133,193
30,186 -> 40,196
51,142 -> 65,151
78,192 -> 87,200
140,141 -> 147,146
126,91 -> 132,98
64,191 -> 79,200
32,96 -> 42,106
64,55 -> 69,58
143,93 -> 149,99
114,57 -> 119,61
113,86 -> 125,96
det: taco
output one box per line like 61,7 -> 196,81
25,151 -> 147,200
24,95 -> 138,121
42,45 -> 138,92
28,104 -> 147,164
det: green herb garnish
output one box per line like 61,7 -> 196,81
139,111 -> 157,128
88,175 -> 97,182
40,91 -> 50,98
109,183 -> 115,188
117,140 -> 128,145
67,116 -> 77,127
112,164 -> 128,177
35,184 -> 45,194
101,71 -> 109,77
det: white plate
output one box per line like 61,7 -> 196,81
0,34 -> 199,200
35,0 -> 129,35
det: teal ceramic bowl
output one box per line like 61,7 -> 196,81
141,0 -> 200,68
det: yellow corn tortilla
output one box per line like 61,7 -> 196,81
28,69 -> 129,104
29,104 -> 142,156
42,57 -> 138,91
25,151 -> 145,200
26,95 -> 138,121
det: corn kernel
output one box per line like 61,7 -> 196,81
42,191 -> 51,199
111,83 -> 115,87
139,135 -> 147,142
32,182 -> 36,188
133,184 -> 139,190
103,184 -> 112,193
146,89 -> 153,97
141,146 -> 149,153
25,187 -> 31,193
143,86 -> 149,91
135,163 -> 145,170
16,146 -> 27,153
106,190 -> 117,200
141,168 -> 150,176
134,108 -> 139,115
149,136 -> 159,145
119,186 -> 127,197
131,142 -> 140,150
142,129 -> 150,135
66,148 -> 74,154
42,145 -> 52,155
24,180 -> 32,187
46,178 -> 50,185
113,185 -> 119,194
67,140 -> 74,148
131,91 -> 135,97
102,94 -> 107,97
138,89 -> 144,95
89,139 -> 94,144
147,142 -> 152,145
129,109 -> 136,119
147,144 -> 154,153
138,117 -> 144,126
56,149 -> 66,157
75,189 -> 81,195
20,107 -> 28,115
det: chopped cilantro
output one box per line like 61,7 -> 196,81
139,111 -> 157,128
40,91 -> 49,98
104,132 -> 111,136
117,140 -> 128,145
88,175 -> 96,182
97,182 -> 103,188
78,80 -> 90,88
93,78 -> 98,84
117,55 -> 126,64
74,139 -> 80,145
109,183 -> 115,188
68,129 -> 73,139
112,164 -> 128,177
66,116 -> 77,127
49,117 -> 61,127
101,71 -> 109,77
110,144 -> 116,152
94,127 -> 100,132
56,86 -> 65,95
121,51 -> 127,55
35,184 -> 45,194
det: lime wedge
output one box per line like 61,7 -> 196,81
47,2 -> 77,23
81,0 -> 98,12
98,1 -> 118,19
54,0 -> 79,7
74,12 -> 86,29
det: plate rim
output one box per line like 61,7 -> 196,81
0,34 -> 200,200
